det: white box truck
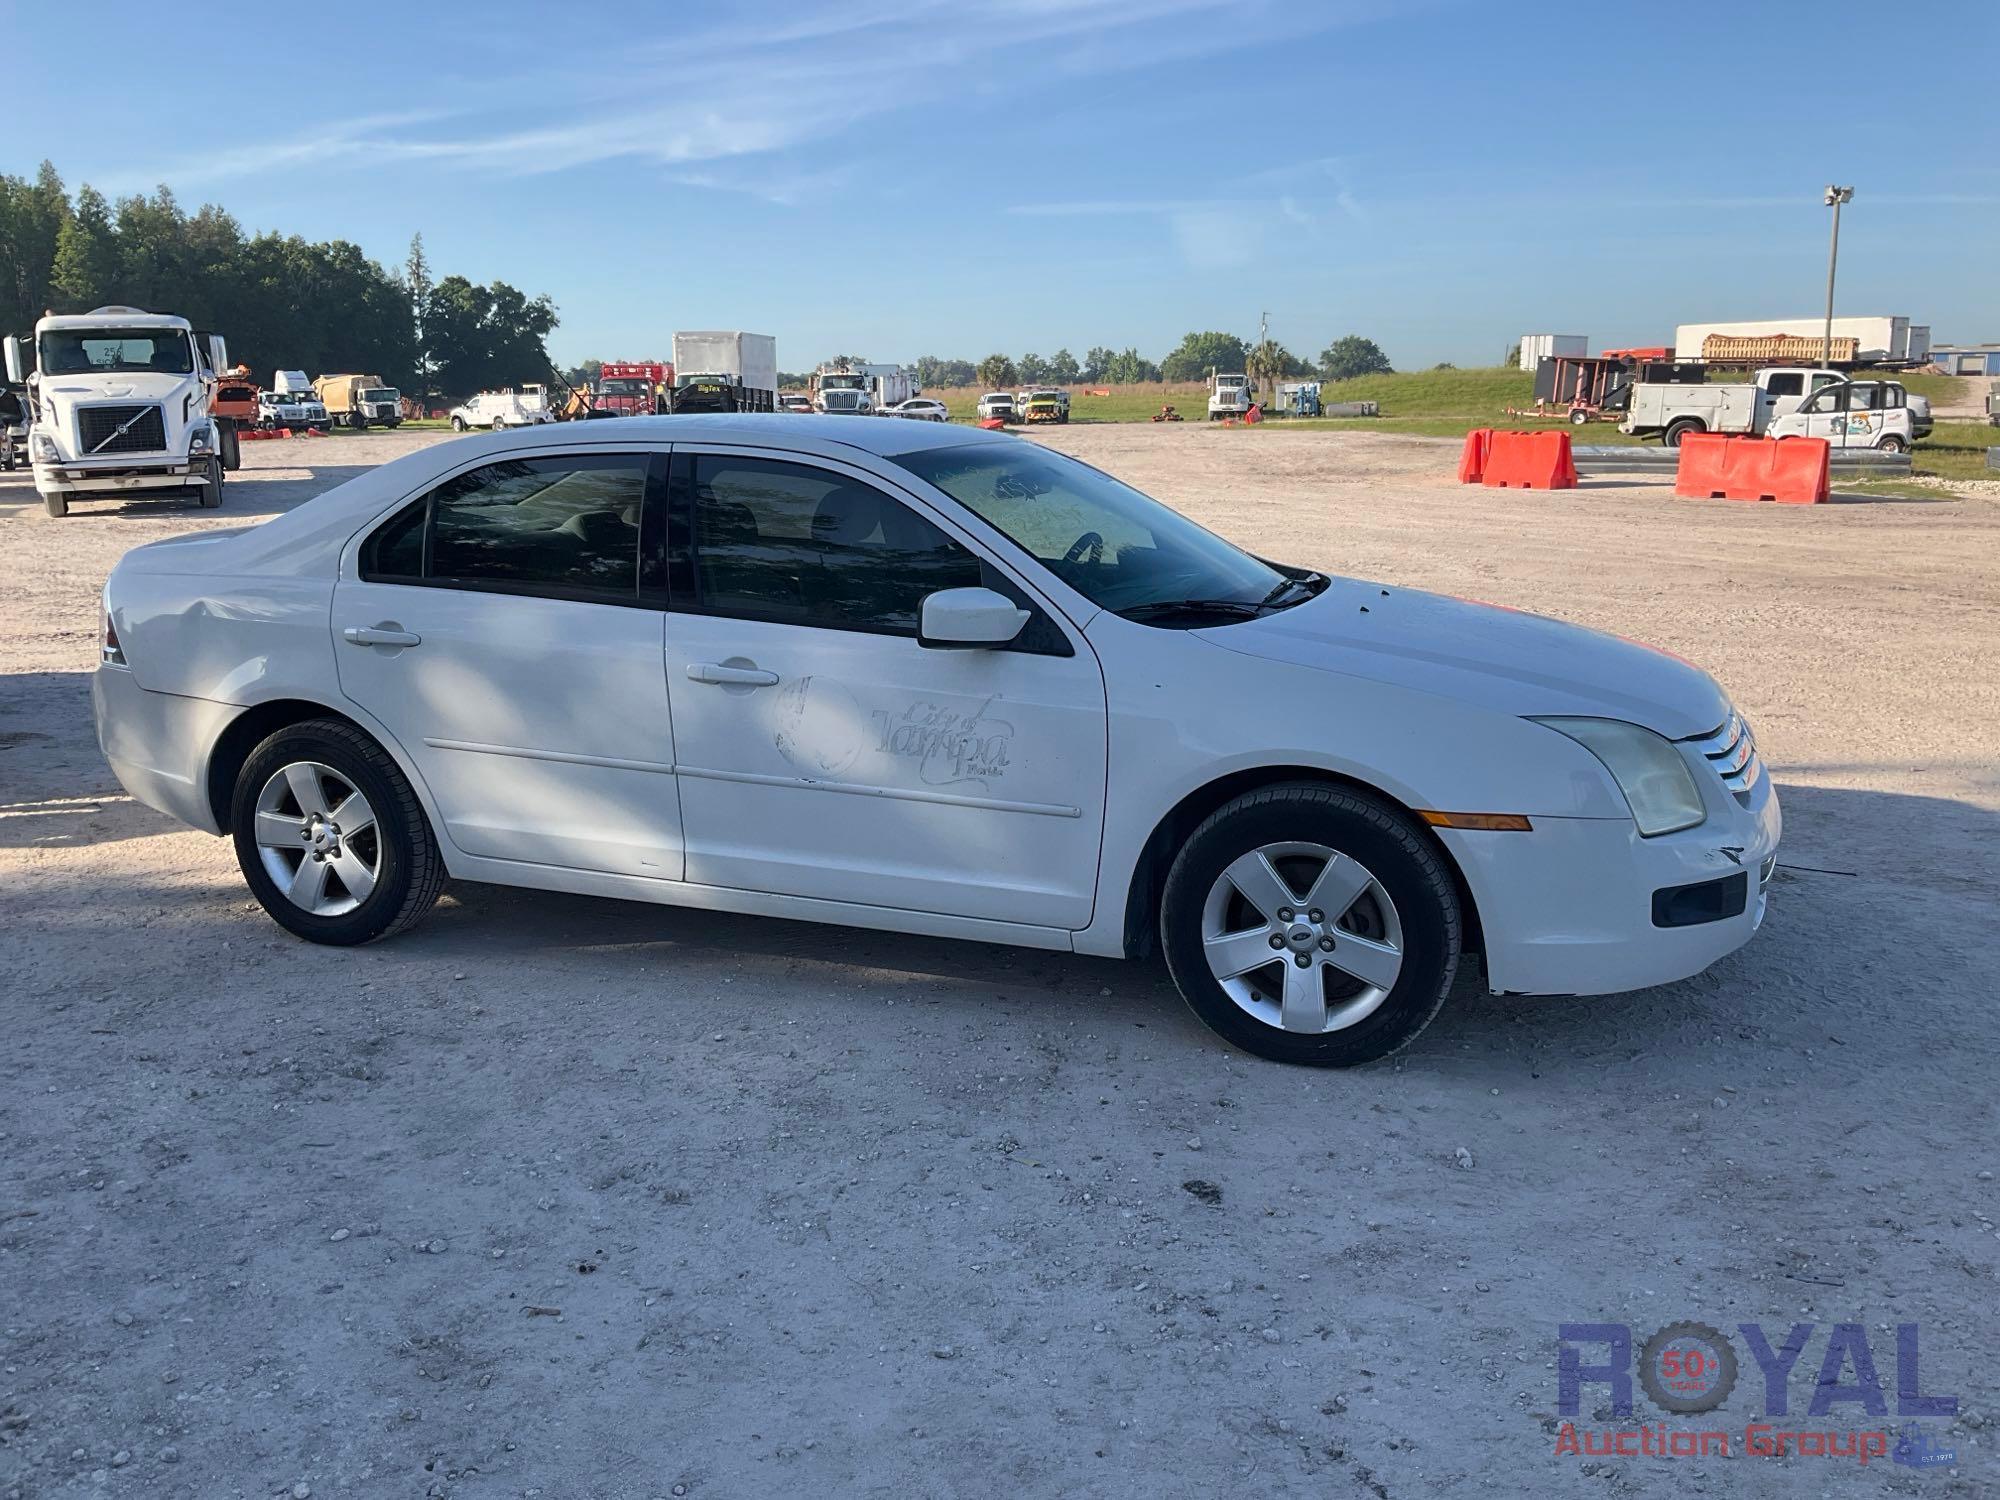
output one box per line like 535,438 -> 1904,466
671,332 -> 778,413
1518,334 -> 1587,370
5,306 -> 228,518
1673,317 -> 1931,366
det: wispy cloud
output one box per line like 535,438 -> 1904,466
120,0 -> 1365,195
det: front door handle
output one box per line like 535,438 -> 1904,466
342,624 -> 422,648
687,661 -> 779,687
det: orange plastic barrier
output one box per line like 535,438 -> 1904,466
1457,428 -> 1493,483
976,417 -> 1006,431
1672,432 -> 1732,499
238,427 -> 293,441
1675,434 -> 1828,504
1480,430 -> 1577,490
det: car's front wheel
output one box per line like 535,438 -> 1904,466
1160,784 -> 1461,1066
231,719 -> 447,945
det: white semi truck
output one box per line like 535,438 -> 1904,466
1207,372 -> 1253,420
671,331 -> 778,414
4,306 -> 228,518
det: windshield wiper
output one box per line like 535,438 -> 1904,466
1260,571 -> 1328,608
1119,597 -> 1270,622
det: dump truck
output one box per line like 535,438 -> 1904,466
313,373 -> 403,430
1673,317 -> 1930,367
4,306 -> 229,517
671,332 -> 777,413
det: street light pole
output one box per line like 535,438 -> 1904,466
1822,185 -> 1853,370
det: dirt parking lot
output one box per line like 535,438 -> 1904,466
3,426 -> 1997,1498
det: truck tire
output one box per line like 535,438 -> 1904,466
352,413 -> 369,432
1664,418 -> 1704,448
450,416 -> 467,432
218,419 -> 242,471
198,456 -> 224,509
43,490 -> 67,518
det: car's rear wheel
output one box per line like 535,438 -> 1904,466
231,719 -> 446,945
1875,434 -> 1907,453
1160,784 -> 1460,1066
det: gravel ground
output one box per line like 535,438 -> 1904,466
2,426 -> 1996,1499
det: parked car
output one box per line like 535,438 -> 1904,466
258,389 -> 331,432
976,392 -> 1016,422
886,397 -> 950,422
778,393 -> 813,413
1765,379 -> 1918,451
92,415 -> 1778,1067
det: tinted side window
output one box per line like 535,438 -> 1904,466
430,456 -> 644,598
361,498 -> 425,579
691,456 -> 981,633
1764,373 -> 1802,397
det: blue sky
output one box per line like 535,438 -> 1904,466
15,1 -> 1998,370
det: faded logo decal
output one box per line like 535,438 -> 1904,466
772,681 -> 1016,790
873,699 -> 1015,788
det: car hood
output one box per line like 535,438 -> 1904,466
1197,578 -> 1730,739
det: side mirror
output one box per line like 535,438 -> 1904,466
3,336 -> 22,385
918,586 -> 1029,650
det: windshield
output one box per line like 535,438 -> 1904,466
39,328 -> 194,377
599,378 -> 648,395
821,375 -> 866,390
362,388 -> 397,403
894,443 -> 1292,617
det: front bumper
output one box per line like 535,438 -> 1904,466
1439,767 -> 1781,997
93,667 -> 236,834
35,457 -> 202,495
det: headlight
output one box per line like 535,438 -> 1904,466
188,425 -> 212,453
30,433 -> 59,463
1531,717 -> 1706,836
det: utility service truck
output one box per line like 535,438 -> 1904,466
313,374 -> 402,429
672,332 -> 778,414
4,306 -> 228,518
448,386 -> 555,431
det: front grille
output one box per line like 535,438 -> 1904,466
1687,713 -> 1761,804
78,404 -> 166,455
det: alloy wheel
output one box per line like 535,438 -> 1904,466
253,761 -> 381,916
1198,840 -> 1404,1034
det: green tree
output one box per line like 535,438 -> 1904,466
1104,348 -> 1159,384
0,161 -> 72,329
1047,348 -> 1080,385
1081,346 -> 1115,383
1160,330 -> 1247,383
49,185 -> 117,312
1017,352 -> 1049,384
1245,338 -> 1298,401
405,232 -> 435,402
1318,335 -> 1393,381
976,353 -> 1017,389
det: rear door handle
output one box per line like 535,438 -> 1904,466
687,661 -> 779,687
343,625 -> 422,648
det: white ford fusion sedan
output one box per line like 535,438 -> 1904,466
94,416 -> 1779,1065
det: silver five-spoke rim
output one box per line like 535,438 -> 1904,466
254,761 -> 380,917
1200,841 -> 1404,1035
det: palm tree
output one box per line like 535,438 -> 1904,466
1245,338 -> 1293,405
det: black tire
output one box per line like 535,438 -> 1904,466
198,456 -> 224,508
352,413 -> 369,432
1569,408 -> 1589,426
1663,418 -> 1704,448
450,416 -> 467,432
1875,434 -> 1907,453
231,718 -> 447,946
43,490 -> 68,518
218,419 -> 242,471
1159,784 -> 1461,1066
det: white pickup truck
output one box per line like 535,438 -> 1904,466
448,386 -> 555,431
4,306 -> 229,518
1623,366 -> 1930,446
